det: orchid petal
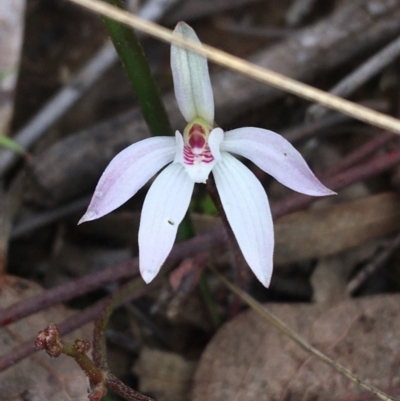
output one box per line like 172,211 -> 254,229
221,128 -> 336,196
171,22 -> 214,124
79,137 -> 176,223
213,152 -> 274,287
173,130 -> 185,165
208,127 -> 224,163
139,163 -> 194,283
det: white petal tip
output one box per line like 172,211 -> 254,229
140,269 -> 156,284
77,210 -> 97,225
316,187 -> 337,197
251,265 -> 272,288
174,21 -> 193,36
261,277 -> 272,288
301,183 -> 337,197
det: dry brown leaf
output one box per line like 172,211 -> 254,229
0,276 -> 91,401
274,192 -> 400,265
310,240 -> 387,305
134,347 -> 197,401
193,294 -> 400,401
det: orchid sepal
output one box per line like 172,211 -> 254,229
171,22 -> 214,125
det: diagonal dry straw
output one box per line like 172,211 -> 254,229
68,0 -> 400,134
209,265 -> 398,401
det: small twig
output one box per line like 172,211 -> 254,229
209,265 -> 398,401
214,16 -> 292,39
347,232 -> 400,295
35,324 -> 103,381
283,112 -> 351,143
11,196 -> 90,239
283,98 -> 389,143
66,0 -> 400,134
35,323 -> 152,401
36,281 -> 157,401
307,34 -> 400,120
105,373 -> 153,401
320,131 -> 396,177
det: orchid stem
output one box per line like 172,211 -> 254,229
102,0 -> 172,137
177,210 -> 195,240
199,273 -> 221,327
177,198 -> 220,327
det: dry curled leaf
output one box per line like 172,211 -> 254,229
193,294 -> 400,401
0,276 -> 91,401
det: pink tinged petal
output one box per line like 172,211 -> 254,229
79,137 -> 176,224
171,22 -> 214,125
139,163 -> 194,283
221,127 -> 336,196
174,128 -> 223,183
213,152 -> 274,287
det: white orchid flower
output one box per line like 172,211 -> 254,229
79,22 -> 335,287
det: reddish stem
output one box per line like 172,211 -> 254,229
321,132 -> 396,177
0,278 -> 159,372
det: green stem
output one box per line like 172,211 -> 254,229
177,210 -> 195,240
102,0 -> 172,137
199,273 -> 221,327
177,211 -> 220,326
61,340 -> 105,385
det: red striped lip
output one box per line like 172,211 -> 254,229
182,120 -> 214,166
183,144 -> 214,165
